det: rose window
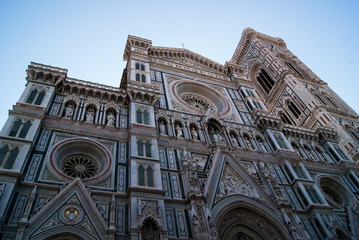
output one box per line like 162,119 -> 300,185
322,186 -> 342,204
181,95 -> 214,112
62,154 -> 98,179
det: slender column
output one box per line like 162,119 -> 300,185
285,161 -> 298,179
298,183 -> 313,205
313,184 -> 327,205
94,108 -> 100,125
299,163 -> 312,180
116,112 -> 120,128
102,110 -> 107,125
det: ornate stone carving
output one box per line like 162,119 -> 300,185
217,164 -> 261,199
58,204 -> 84,225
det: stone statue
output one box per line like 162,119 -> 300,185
86,109 -> 94,123
176,124 -> 183,138
218,181 -> 226,196
159,121 -> 167,134
191,127 -> 199,140
212,131 -> 223,142
231,135 -> 239,147
244,137 -> 253,150
138,199 -> 142,215
65,105 -> 74,118
192,215 -> 200,236
106,113 -> 115,126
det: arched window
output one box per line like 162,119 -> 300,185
18,121 -> 31,138
288,101 -> 301,119
138,165 -> 145,186
34,91 -> 45,105
135,63 -> 140,70
145,142 -> 152,158
137,140 -> 144,156
9,120 -> 22,137
136,73 -> 141,82
9,120 -> 31,139
280,112 -> 293,125
26,89 -> 38,103
26,88 -> 45,105
141,74 -> 146,83
140,64 -> 145,71
136,108 -> 150,125
257,69 -> 275,94
137,140 -> 152,158
138,165 -> 154,187
0,145 -> 19,169
147,167 -> 154,187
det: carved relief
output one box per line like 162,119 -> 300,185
217,163 -> 261,200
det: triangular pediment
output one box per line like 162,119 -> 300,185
150,46 -> 227,76
204,152 -> 276,211
215,161 -> 262,203
24,179 -> 108,240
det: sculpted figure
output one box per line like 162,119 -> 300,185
176,124 -> 183,138
106,113 -> 115,126
231,135 -> 239,147
191,127 -> 199,140
86,109 -> 94,123
192,215 -> 200,235
65,105 -> 74,118
159,120 -> 167,134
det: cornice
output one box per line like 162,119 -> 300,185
149,46 -> 228,75
230,28 -> 287,66
123,35 -> 152,60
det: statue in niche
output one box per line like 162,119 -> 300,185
211,129 -> 223,142
159,120 -> 167,134
106,112 -> 115,126
85,108 -> 94,123
257,138 -> 267,152
191,126 -> 199,140
192,215 -> 201,236
64,104 -> 74,118
175,124 -> 184,138
231,134 -> 239,147
244,135 -> 254,150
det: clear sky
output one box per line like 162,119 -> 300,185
0,1 -> 358,127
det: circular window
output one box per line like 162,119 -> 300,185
321,186 -> 342,205
169,81 -> 231,117
181,94 -> 214,112
47,138 -> 112,183
62,154 -> 98,178
319,177 -> 352,207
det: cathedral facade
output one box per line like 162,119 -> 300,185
1,28 -> 359,240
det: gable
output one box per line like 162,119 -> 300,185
24,179 -> 108,240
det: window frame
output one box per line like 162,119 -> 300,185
138,164 -> 155,187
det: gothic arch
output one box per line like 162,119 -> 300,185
211,195 -> 290,240
104,102 -> 120,113
32,227 -> 92,240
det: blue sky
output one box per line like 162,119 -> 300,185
0,1 -> 358,127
